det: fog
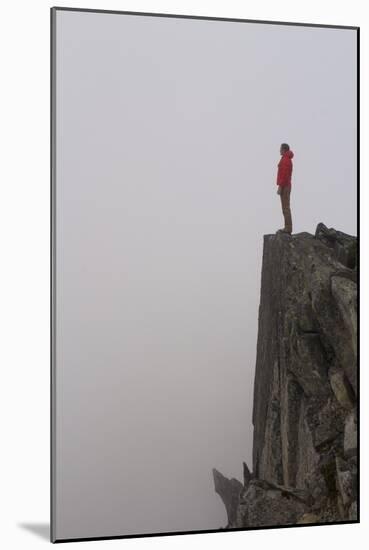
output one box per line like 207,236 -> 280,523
54,9 -> 357,539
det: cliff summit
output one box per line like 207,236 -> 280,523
213,223 -> 357,528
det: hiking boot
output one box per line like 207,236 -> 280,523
277,228 -> 292,235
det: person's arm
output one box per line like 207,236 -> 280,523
276,158 -> 287,193
277,157 -> 290,186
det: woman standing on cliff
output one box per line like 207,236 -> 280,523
276,143 -> 294,234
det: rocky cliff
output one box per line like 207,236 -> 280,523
213,223 -> 358,528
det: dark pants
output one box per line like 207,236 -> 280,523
280,185 -> 293,233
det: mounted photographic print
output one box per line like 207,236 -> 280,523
50,7 -> 359,543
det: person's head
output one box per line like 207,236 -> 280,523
280,143 -> 290,155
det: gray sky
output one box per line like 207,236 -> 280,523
54,9 -> 357,540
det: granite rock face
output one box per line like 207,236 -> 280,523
213,224 -> 358,528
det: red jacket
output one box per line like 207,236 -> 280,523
276,150 -> 294,186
